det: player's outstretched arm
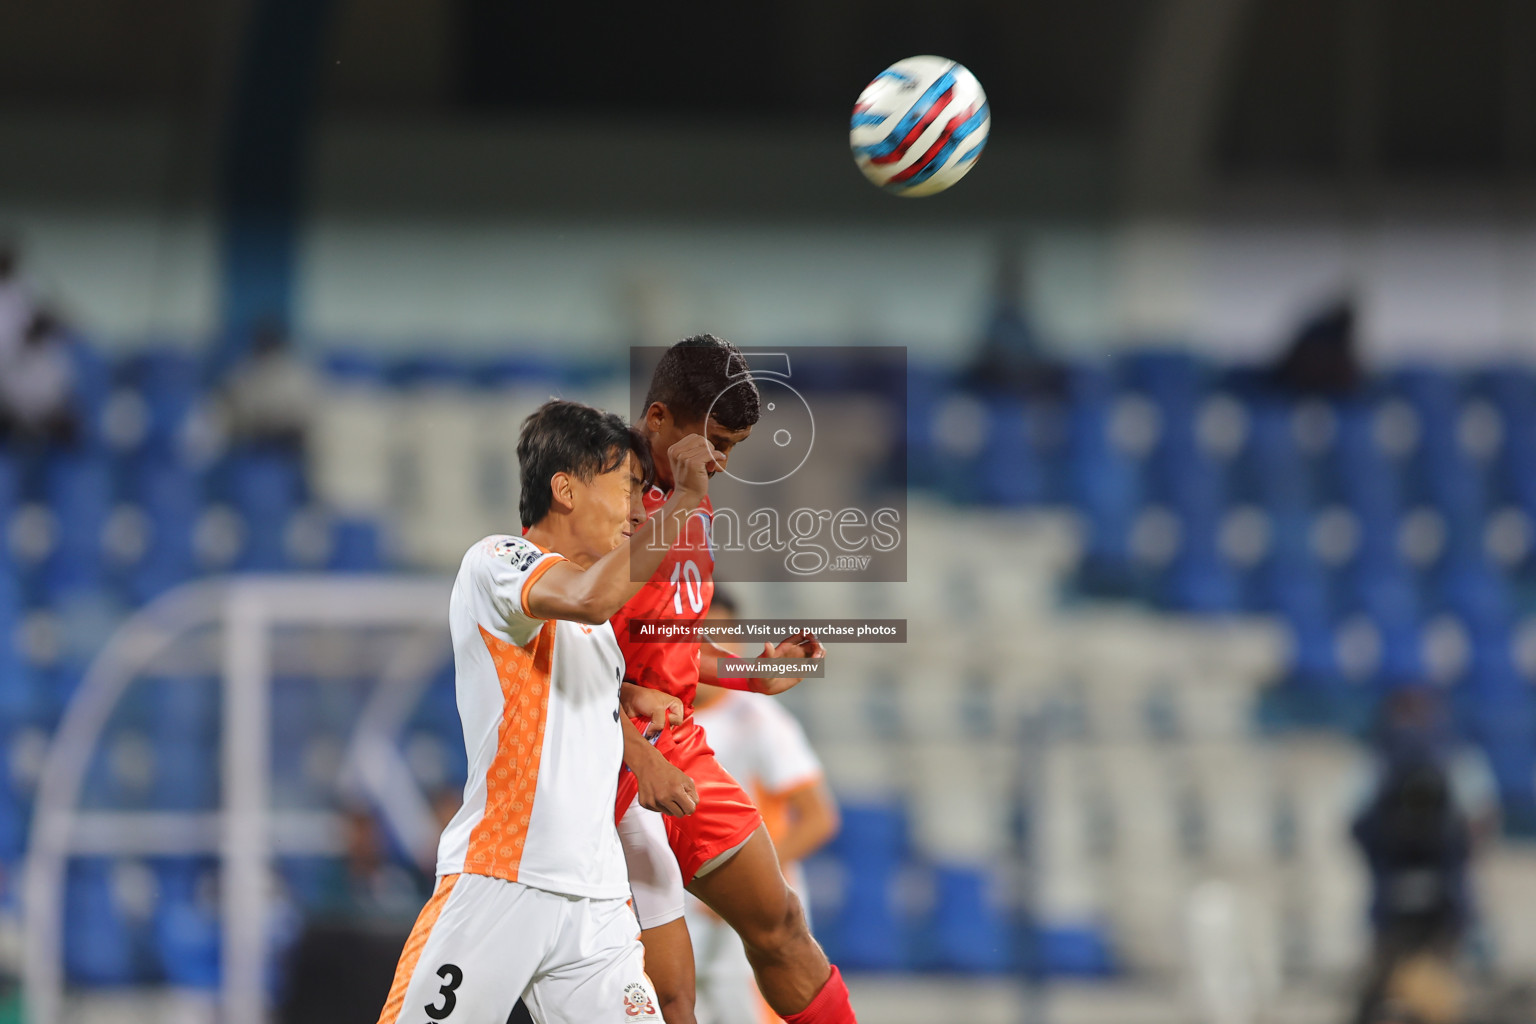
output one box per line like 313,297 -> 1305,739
706,632 -> 826,695
526,434 -> 717,625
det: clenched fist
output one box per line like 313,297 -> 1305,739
668,433 -> 720,502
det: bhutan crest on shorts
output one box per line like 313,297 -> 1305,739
622,981 -> 659,1020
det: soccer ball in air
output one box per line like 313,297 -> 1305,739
850,55 -> 990,197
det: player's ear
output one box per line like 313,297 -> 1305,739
645,401 -> 671,435
549,471 -> 576,514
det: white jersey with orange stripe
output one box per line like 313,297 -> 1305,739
434,534 -> 631,900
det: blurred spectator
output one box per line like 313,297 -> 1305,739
960,237 -> 1063,398
0,310 -> 79,447
1269,295 -> 1364,396
220,319 -> 321,453
1351,690 -> 1494,1024
313,804 -> 427,924
0,240 -> 34,365
279,806 -> 425,1024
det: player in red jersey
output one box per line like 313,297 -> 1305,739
612,336 -> 856,1024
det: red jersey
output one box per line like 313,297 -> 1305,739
610,486 -> 714,710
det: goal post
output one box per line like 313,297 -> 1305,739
23,576 -> 455,1024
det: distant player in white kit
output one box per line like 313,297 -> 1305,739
688,590 -> 842,1024
376,399 -> 710,1024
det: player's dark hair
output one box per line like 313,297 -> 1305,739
710,588 -> 739,617
518,400 -> 655,528
643,334 -> 762,431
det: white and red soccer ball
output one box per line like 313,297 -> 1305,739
850,55 -> 991,197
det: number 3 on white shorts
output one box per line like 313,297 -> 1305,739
669,560 -> 704,615
424,963 -> 462,1020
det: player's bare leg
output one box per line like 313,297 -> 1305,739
638,917 -> 697,1024
687,825 -> 852,1021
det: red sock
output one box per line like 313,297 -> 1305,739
781,964 -> 856,1024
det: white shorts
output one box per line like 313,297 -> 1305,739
378,873 -> 661,1024
616,796 -> 687,930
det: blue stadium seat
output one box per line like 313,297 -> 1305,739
925,865 -> 1012,972
1155,477 -> 1240,612
1266,565 -> 1343,690
1328,402 -> 1402,518
227,450 -> 304,571
272,676 -> 317,740
1234,400 -> 1313,510
1397,371 -> 1489,544
1476,368 -> 1536,523
328,517 -> 385,571
1320,552 -> 1422,688
977,398 -> 1048,506
1122,351 -> 1204,413
1032,923 -> 1116,977
130,350 -> 203,457
64,859 -> 135,985
41,451 -> 113,602
126,457 -> 201,602
388,355 -> 475,388
820,804 -> 907,970
0,767 -> 27,861
154,857 -> 220,988
31,663 -> 84,733
152,740 -> 218,811
151,677 -> 219,746
481,354 -> 583,391
321,350 -> 390,385
413,666 -> 461,735
1064,368 -> 1141,594
0,574 -> 26,721
67,336 -> 114,448
0,451 -> 18,518
1032,921 -> 1118,976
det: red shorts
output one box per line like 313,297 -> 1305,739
614,714 -> 763,886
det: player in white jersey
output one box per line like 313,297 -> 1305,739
688,592 -> 841,1024
377,400 -> 713,1024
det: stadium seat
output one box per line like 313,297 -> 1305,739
1232,400 -> 1312,509
0,765 -> 26,861
976,398 -> 1048,506
387,355 -> 475,389
67,336 -> 114,449
226,449 -> 305,571
1064,367 -> 1142,595
321,350 -> 391,385
0,570 -> 27,721
152,740 -> 218,812
481,353 -> 582,391
820,803 -> 908,969
154,857 -> 221,988
1032,924 -> 1117,977
0,452 -> 17,518
64,859 -> 136,985
922,865 -> 1013,972
125,456 -> 202,602
129,350 -> 204,457
40,450 -> 113,602
151,676 -> 219,746
328,517 -> 386,571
